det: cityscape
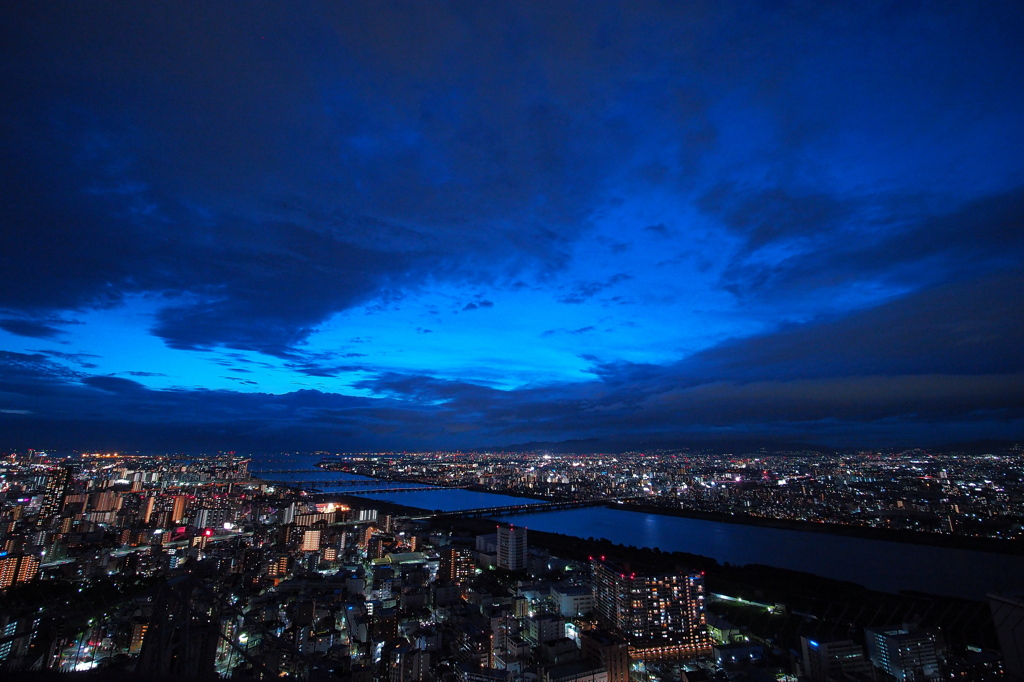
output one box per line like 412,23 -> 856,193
4,2 -> 1024,682
0,448 -> 1021,680
322,448 -> 1024,543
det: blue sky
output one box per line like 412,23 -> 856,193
2,1 -> 1023,451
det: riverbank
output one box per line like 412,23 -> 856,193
614,501 -> 1024,555
325,491 -> 883,599
325,490 -> 1000,649
512,525 -> 998,651
313,492 -> 431,517
427,512 -> 998,651
330,472 -> 1023,556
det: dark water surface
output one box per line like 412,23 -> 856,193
496,506 -> 1024,600
250,454 -> 1023,599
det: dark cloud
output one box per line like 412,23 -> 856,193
698,183 -> 854,251
691,272 -> 1024,382
540,326 -> 596,338
0,318 -> 65,339
146,223 -> 414,356
35,350 -> 101,369
2,286 -> 1024,450
3,2 -> 1021,351
1,3 -> 1023,449
462,300 -> 494,311
286,362 -> 365,378
0,351 -> 84,396
222,376 -> 259,386
721,186 -> 1024,303
0,5 -> 592,353
81,376 -> 147,394
557,274 -> 632,304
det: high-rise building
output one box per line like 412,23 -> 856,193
800,636 -> 872,681
38,466 -> 70,523
89,490 -> 120,512
580,629 -> 630,682
301,529 -> 322,552
24,551 -> 41,580
0,556 -> 17,588
591,557 -> 709,650
130,621 -> 150,654
440,546 -> 474,583
268,555 -> 290,577
497,524 -> 527,571
0,554 -> 40,589
553,583 -> 595,617
171,495 -> 189,524
368,533 -> 396,559
280,502 -> 298,525
389,641 -> 430,682
864,625 -> 941,681
193,507 -> 231,529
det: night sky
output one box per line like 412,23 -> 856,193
2,2 -> 1023,452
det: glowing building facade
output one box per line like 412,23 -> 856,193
590,557 -> 709,653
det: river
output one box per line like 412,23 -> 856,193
250,456 -> 1024,600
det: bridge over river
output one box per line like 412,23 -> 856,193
407,497 -> 631,520
259,478 -> 441,489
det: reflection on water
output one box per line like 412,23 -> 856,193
358,489 -> 546,512
251,463 -> 434,492
247,455 -> 1024,600
494,506 -> 1024,600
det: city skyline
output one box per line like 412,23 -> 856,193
2,2 -> 1024,451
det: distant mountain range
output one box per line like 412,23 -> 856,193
470,436 -> 1023,456
470,435 -> 834,455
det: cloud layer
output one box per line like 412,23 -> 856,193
1,2 -> 1023,450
